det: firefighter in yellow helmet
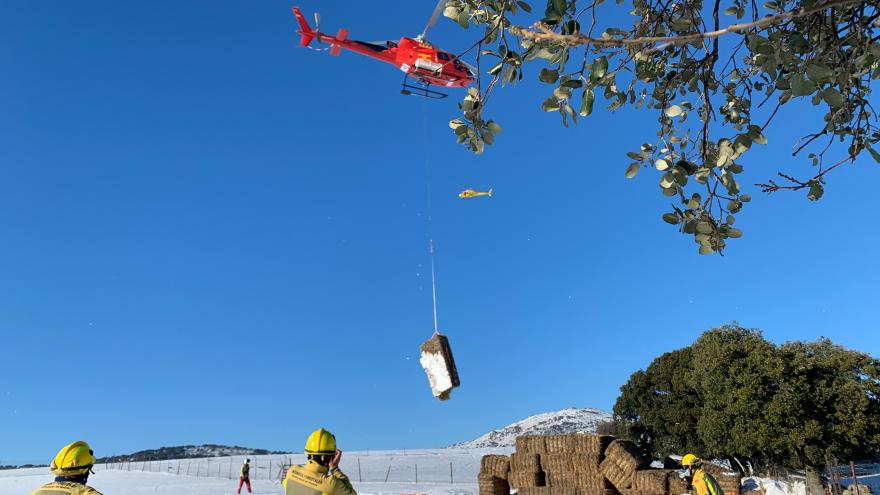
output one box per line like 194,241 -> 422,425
682,454 -> 724,495
283,428 -> 357,495
31,441 -> 102,495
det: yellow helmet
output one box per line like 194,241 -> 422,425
681,454 -> 701,467
304,428 -> 337,455
51,441 -> 96,476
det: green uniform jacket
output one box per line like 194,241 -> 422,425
30,481 -> 103,495
283,460 -> 357,495
241,462 -> 250,479
693,469 -> 724,495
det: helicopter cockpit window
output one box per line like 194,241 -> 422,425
437,52 -> 450,61
386,41 -> 398,48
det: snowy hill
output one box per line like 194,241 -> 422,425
450,407 -> 613,448
98,444 -> 289,463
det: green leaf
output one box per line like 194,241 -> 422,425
807,183 -> 824,201
822,88 -> 845,109
456,11 -> 470,29
868,146 -> 880,163
443,6 -> 460,20
791,74 -> 816,97
696,221 -> 713,234
665,105 -> 684,117
698,245 -> 715,255
486,121 -> 502,134
723,6 -> 738,15
727,228 -> 743,238
592,56 -> 609,79
541,96 -> 560,112
625,163 -> 640,179
579,88 -> 595,117
487,61 -> 504,75
539,68 -> 560,84
662,213 -> 681,225
655,158 -> 670,171
517,1 -> 532,13
805,63 -> 833,83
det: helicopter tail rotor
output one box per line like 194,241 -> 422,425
292,6 -> 318,46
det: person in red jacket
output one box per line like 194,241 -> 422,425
237,458 -> 252,495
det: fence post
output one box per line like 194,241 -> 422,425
415,463 -> 418,483
385,464 -> 392,483
358,458 -> 362,482
450,461 -> 453,483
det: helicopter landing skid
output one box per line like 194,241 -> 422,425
401,75 -> 447,99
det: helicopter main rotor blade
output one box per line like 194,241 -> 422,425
418,0 -> 446,41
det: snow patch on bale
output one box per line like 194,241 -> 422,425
419,333 -> 460,400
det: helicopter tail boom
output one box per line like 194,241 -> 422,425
292,7 -> 317,47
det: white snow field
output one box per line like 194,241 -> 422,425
0,448 -> 512,495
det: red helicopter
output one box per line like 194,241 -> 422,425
292,3 -> 476,99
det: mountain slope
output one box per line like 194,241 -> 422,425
98,444 -> 289,463
450,407 -> 612,449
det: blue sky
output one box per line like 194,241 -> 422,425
1,1 -> 878,465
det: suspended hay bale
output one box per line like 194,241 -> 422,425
604,440 -> 649,472
667,472 -> 690,495
633,469 -> 672,494
509,471 -> 546,488
571,453 -> 603,473
512,452 -> 543,472
479,473 -> 511,495
542,453 -> 574,473
481,455 -> 511,479
517,435 -> 549,454
600,458 -> 635,492
419,333 -> 460,400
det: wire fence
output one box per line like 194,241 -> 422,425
96,450 -> 490,484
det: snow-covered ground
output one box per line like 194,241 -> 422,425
0,448 -> 512,495
2,449 -> 877,495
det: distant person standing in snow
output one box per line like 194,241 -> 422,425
283,428 -> 357,495
31,440 -> 102,495
237,458 -> 252,495
682,454 -> 724,495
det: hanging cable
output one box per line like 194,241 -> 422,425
421,101 -> 440,336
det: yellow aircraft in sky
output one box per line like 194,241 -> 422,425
459,188 -> 492,199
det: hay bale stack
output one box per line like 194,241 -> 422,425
478,473 -> 511,495
517,435 -> 549,453
667,472 -> 690,495
512,452 -> 543,472
510,471 -> 547,488
543,453 -> 574,473
570,453 -> 602,474
517,488 -> 550,495
604,440 -> 649,472
568,434 -> 615,455
633,469 -> 673,494
481,455 -> 511,479
600,458 -> 635,492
